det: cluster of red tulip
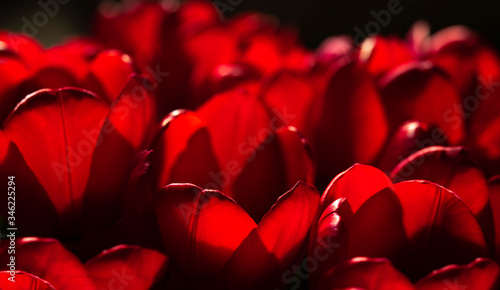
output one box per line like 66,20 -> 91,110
1,0 -> 500,289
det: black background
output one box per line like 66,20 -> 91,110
0,0 -> 499,49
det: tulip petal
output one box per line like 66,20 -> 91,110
197,88 -> 273,175
308,198 -> 353,290
0,271 -> 55,290
378,121 -> 448,172
415,258 -> 500,290
0,237 -> 94,289
232,127 -> 314,221
87,50 -> 134,103
85,245 -> 168,290
379,62 -> 464,144
2,88 -> 110,233
316,257 -> 414,290
359,36 -> 415,78
220,182 -> 320,287
338,180 -> 488,281
322,164 -> 394,212
260,71 -> 317,134
151,110 -> 220,191
154,184 -> 257,276
315,62 -> 388,185
390,146 -> 489,215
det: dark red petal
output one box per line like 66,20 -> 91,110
0,31 -> 43,66
378,120 -> 448,172
107,75 -> 157,150
35,46 -> 89,84
154,184 -> 257,276
467,115 -> 500,177
196,88 -> 273,185
415,258 -> 500,290
379,61 -> 464,144
315,62 -> 388,185
0,58 -> 29,123
260,71 -> 317,134
3,88 -> 110,233
220,182 -> 320,287
85,76 -> 158,230
428,25 -> 500,95
316,257 -> 413,290
359,36 -> 415,78
151,110 -> 220,192
315,35 -> 353,69
308,198 -> 353,290
406,21 -> 430,55
489,176 -> 500,263
340,181 -> 487,281
0,237 -> 94,289
322,164 -> 394,212
0,271 -> 55,290
85,245 -> 168,290
0,134 -> 57,236
87,50 -> 134,103
391,146 -> 494,254
232,126 -> 314,221
390,146 -> 489,215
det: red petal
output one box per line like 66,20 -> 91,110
316,257 -> 413,290
0,31 -> 43,66
0,237 -> 94,289
107,75 -> 157,150
315,62 -> 388,185
154,184 -> 257,276
391,146 -> 494,254
0,136 -> 57,236
0,271 -> 55,289
339,181 -> 487,281
378,120 -> 448,172
85,245 -> 168,290
415,258 -> 500,290
322,164 -> 394,212
359,36 -> 415,78
260,71 -> 317,134
232,126 -> 314,221
390,146 -> 489,216
2,88 -> 110,233
196,88 -> 273,188
379,61 -> 465,144
87,50 -> 134,103
308,198 -> 353,290
150,110 -> 220,192
489,176 -> 500,263
0,58 -> 29,123
220,182 -> 320,287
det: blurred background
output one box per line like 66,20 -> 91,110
0,0 -> 499,49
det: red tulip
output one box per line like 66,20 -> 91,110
0,32 -> 135,123
0,78 -> 156,239
150,86 -> 315,221
316,257 -> 499,290
0,237 -> 168,290
93,1 -> 310,116
310,164 -> 488,287
154,181 -> 320,288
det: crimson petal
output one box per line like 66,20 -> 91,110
0,237 -> 94,289
415,258 -> 500,290
2,88 -> 110,234
220,182 -> 320,287
0,271 -> 55,290
316,257 -> 413,290
85,245 -> 168,290
154,183 -> 257,276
